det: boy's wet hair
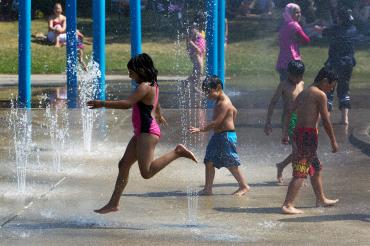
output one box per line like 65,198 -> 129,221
202,76 -> 223,92
287,60 -> 305,77
127,53 -> 158,85
314,67 -> 338,84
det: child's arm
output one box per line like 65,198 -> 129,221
189,103 -> 228,133
188,40 -> 202,54
87,83 -> 148,109
154,103 -> 168,126
264,82 -> 283,135
48,18 -> 55,31
61,16 -> 67,33
318,92 -> 339,153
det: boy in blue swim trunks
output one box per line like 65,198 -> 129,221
264,60 -> 305,184
190,76 -> 250,196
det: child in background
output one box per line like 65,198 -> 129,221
47,3 -> 66,47
264,60 -> 305,184
189,76 -> 250,196
88,53 -> 197,214
186,25 -> 206,90
281,67 -> 339,214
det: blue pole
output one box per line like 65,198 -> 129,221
206,0 -> 218,108
130,0 -> 142,57
130,0 -> 142,89
18,0 -> 32,108
217,0 -> 225,87
206,0 -> 218,76
93,0 -> 106,100
66,0 -> 78,108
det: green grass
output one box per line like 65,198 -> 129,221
0,13 -> 369,90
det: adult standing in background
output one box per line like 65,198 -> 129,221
315,8 -> 357,125
275,3 -> 310,84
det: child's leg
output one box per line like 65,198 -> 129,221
55,34 -> 61,47
78,49 -> 87,71
276,153 -> 292,184
227,166 -> 250,196
282,177 -> 305,214
94,137 -> 137,214
310,170 -> 339,207
136,134 -> 197,179
199,162 -> 215,195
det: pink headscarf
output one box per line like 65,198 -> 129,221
283,3 -> 300,23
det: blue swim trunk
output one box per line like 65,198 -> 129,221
204,131 -> 241,169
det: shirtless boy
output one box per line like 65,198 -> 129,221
281,67 -> 339,214
189,76 -> 250,196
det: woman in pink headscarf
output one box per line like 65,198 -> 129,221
276,3 -> 310,82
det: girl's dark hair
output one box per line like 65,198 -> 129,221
202,75 -> 223,92
127,53 -> 158,85
314,67 -> 338,84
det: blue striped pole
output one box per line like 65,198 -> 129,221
217,0 -> 225,87
66,0 -> 78,108
18,0 -> 32,108
93,0 -> 106,100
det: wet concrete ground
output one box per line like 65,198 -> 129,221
0,107 -> 369,245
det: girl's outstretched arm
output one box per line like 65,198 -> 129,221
87,83 -> 148,109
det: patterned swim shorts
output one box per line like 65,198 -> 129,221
292,127 -> 322,178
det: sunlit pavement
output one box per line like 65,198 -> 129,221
0,107 -> 369,245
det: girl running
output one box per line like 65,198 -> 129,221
87,53 -> 197,214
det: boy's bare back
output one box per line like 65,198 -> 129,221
295,86 -> 327,128
213,94 -> 237,133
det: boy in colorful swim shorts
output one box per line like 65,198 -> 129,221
264,60 -> 305,184
281,67 -> 339,214
189,76 -> 250,196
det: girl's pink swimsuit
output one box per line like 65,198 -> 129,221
132,83 -> 161,138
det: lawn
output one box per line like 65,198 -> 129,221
0,11 -> 369,90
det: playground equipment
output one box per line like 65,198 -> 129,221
17,0 -> 225,108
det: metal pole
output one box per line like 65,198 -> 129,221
18,0 -> 32,108
206,0 -> 218,76
130,0 -> 142,57
217,0 -> 225,87
206,0 -> 218,108
66,0 -> 78,108
93,0 -> 106,100
130,0 -> 142,89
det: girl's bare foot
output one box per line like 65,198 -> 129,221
175,144 -> 198,163
94,204 -> 119,214
199,188 -> 213,196
232,185 -> 250,196
316,198 -> 339,207
282,205 -> 304,214
276,163 -> 284,184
